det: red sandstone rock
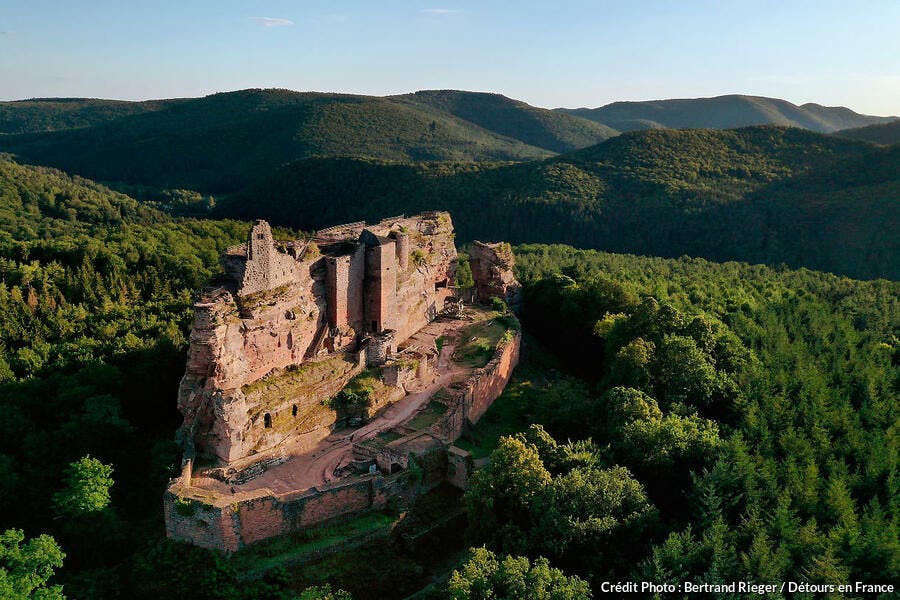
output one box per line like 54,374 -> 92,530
177,213 -> 457,467
469,240 -> 522,311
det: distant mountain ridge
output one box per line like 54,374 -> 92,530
0,97 -> 186,134
393,90 -> 617,153
559,94 -> 896,133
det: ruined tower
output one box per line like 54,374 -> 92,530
176,213 -> 458,468
361,229 -> 398,334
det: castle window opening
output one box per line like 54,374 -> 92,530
292,404 -> 298,417
264,413 -> 272,428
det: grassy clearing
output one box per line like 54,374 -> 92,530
407,400 -> 448,430
456,336 -> 592,458
241,354 -> 356,397
452,315 -> 509,368
360,429 -> 404,451
344,367 -> 383,395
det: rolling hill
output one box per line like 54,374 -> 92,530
215,127 -> 899,280
3,89 -> 893,196
0,89 -> 559,191
0,97 -> 184,134
833,119 -> 900,145
2,90 -> 896,279
0,89 -> 619,192
559,94 -> 895,133
393,90 -> 618,153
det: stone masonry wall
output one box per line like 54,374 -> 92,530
431,331 -> 521,440
164,471 -> 413,553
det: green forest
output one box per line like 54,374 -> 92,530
0,82 -> 897,599
218,127 -> 899,280
2,92 -> 897,280
0,152 -> 896,598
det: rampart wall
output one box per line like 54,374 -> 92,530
164,471 -> 414,553
431,331 -> 521,440
166,329 -> 519,553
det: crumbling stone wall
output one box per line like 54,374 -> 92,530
167,211 -> 525,555
431,331 -> 521,440
164,471 -> 415,553
446,446 -> 474,489
240,220 -> 305,296
166,330 -> 519,554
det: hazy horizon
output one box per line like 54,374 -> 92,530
2,0 -> 898,116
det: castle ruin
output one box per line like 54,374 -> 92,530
165,212 -> 523,552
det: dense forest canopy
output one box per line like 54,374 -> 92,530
0,99 -> 896,598
0,89 -> 600,190
454,245 -> 898,595
217,127 -> 899,280
834,119 -> 900,146
0,98 -> 185,135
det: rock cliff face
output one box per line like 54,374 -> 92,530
177,213 -> 457,467
469,241 -> 522,311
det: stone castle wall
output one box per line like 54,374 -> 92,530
167,210 -> 524,554
165,329 -> 520,554
164,472 -> 411,553
177,213 -> 457,467
431,331 -> 521,441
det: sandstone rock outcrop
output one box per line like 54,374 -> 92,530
469,240 -> 522,311
177,213 -> 457,467
166,212 -> 524,554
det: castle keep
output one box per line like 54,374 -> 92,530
166,212 -> 523,552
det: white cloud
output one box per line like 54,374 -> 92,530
420,8 -> 460,15
248,16 -> 295,28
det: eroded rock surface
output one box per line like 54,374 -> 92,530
469,240 -> 522,311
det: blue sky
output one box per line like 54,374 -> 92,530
1,0 -> 898,115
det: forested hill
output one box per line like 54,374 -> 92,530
834,119 -> 900,146
3,89 -> 892,194
393,90 -> 618,153
559,94 -> 896,133
216,127 -> 900,280
0,89 -> 615,191
2,94 -> 897,280
0,97 -> 185,134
